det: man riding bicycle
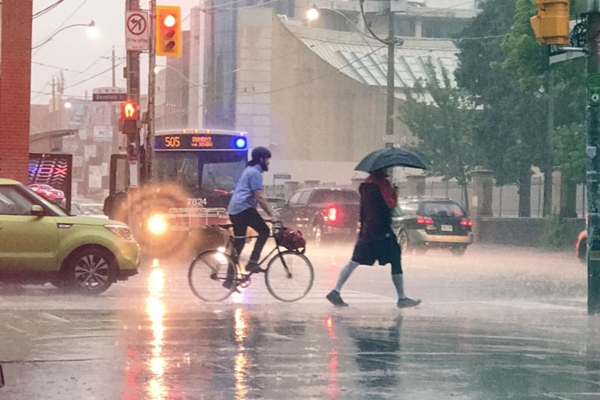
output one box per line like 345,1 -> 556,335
225,147 -> 274,286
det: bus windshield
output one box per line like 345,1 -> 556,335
155,150 -> 246,208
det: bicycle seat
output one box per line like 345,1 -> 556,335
217,223 -> 234,230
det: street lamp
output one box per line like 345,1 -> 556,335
32,21 -> 99,50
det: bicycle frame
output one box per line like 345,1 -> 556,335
228,233 -> 293,279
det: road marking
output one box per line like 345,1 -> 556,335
38,312 -> 70,323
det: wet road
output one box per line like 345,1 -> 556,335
0,244 -> 597,399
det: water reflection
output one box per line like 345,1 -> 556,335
147,267 -> 167,399
234,308 -> 249,400
325,316 -> 340,399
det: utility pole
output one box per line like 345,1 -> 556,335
125,0 -> 141,193
112,46 -> 117,87
51,75 -> 56,112
146,0 -> 157,185
587,7 -> 600,314
385,0 -> 395,138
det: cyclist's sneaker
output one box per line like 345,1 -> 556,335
397,297 -> 421,308
245,261 -> 262,273
222,280 -> 240,293
326,290 -> 349,307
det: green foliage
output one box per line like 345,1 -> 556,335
553,124 -> 586,184
453,0 -> 543,187
536,214 -> 579,250
398,65 -> 480,208
500,0 -> 545,90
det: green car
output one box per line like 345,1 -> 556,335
0,179 -> 140,295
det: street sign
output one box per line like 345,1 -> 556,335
548,21 -> 587,64
92,92 -> 128,102
274,173 -> 292,180
126,11 -> 149,52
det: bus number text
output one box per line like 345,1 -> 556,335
188,198 -> 208,207
165,136 -> 181,148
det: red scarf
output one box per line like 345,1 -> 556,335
365,175 -> 397,209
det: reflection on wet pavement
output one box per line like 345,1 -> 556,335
0,245 -> 598,399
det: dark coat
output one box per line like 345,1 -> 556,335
351,182 -> 400,266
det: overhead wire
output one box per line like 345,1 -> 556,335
33,0 -> 65,19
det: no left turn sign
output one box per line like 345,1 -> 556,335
126,11 -> 149,51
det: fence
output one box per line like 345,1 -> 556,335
265,176 -> 587,218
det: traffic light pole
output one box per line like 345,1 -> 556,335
126,0 -> 141,192
587,9 -> 600,314
146,0 -> 157,185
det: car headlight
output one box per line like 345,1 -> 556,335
105,224 -> 134,240
147,214 -> 169,236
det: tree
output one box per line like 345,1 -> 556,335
398,66 -> 480,211
501,0 -> 586,217
454,0 -> 546,217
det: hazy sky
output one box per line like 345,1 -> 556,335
30,0 -> 475,106
31,0 -> 202,105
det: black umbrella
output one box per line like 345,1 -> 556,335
355,148 -> 428,172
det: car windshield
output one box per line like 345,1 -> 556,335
41,185 -> 54,190
422,201 -> 465,218
397,202 -> 419,215
310,190 -> 359,203
267,198 -> 286,208
21,185 -> 68,216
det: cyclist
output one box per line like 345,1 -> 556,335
224,147 -> 274,287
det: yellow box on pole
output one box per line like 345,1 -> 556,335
156,5 -> 182,57
530,0 -> 570,45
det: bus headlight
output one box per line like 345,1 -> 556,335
147,214 -> 169,235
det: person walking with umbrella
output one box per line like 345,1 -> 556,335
326,148 -> 426,308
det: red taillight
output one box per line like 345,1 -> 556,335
416,215 -> 434,225
328,207 -> 337,222
460,219 -> 472,227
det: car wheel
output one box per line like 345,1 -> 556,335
450,246 -> 467,257
313,225 -> 323,247
579,238 -> 587,264
62,248 -> 117,295
397,229 -> 409,254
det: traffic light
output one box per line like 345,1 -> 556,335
156,5 -> 182,57
530,0 -> 570,45
120,101 -> 139,135
121,101 -> 138,120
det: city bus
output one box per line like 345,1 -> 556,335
109,128 -> 248,231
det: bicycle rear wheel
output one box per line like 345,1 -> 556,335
265,251 -> 314,302
188,250 -> 236,302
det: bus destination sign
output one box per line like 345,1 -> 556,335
155,134 -> 247,150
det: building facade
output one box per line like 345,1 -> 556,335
0,0 -> 34,183
183,0 -> 475,185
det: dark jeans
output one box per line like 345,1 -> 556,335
230,207 -> 270,264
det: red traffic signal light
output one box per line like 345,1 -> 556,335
156,6 -> 182,57
121,101 -> 138,120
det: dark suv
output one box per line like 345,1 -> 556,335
392,197 -> 473,256
279,188 -> 360,246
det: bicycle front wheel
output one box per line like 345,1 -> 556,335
188,250 -> 236,302
265,251 -> 314,302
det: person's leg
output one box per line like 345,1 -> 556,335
225,212 -> 249,286
390,255 -> 421,308
230,211 -> 249,263
244,208 -> 270,269
326,260 -> 359,307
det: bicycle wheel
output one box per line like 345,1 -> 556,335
265,251 -> 314,302
188,250 -> 236,302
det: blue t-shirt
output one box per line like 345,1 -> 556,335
227,164 -> 264,215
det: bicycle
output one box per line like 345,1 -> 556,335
188,222 -> 314,302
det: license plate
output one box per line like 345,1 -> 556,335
441,224 -> 453,232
